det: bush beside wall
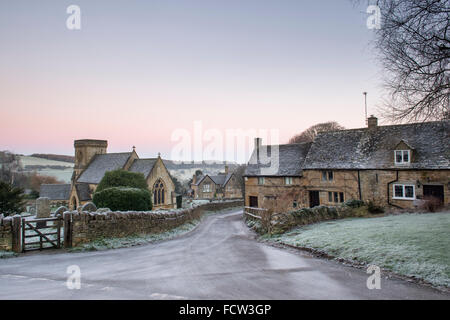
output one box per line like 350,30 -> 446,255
93,187 -> 152,211
247,203 -> 370,235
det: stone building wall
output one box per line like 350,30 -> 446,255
68,200 -> 243,247
359,169 -> 450,208
146,158 -> 176,209
194,176 -> 218,199
244,170 -> 449,211
244,177 -> 306,212
223,175 -> 243,199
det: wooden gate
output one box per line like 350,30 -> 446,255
22,217 -> 62,252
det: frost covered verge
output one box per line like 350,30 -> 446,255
0,251 -> 17,259
268,212 -> 450,288
70,207 -> 239,252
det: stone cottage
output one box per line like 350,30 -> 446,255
244,118 -> 450,211
244,140 -> 312,212
41,139 -> 176,210
191,165 -> 243,199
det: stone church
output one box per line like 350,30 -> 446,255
41,139 -> 176,210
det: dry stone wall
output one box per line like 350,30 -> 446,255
66,200 -> 243,247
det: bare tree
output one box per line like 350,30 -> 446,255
368,0 -> 449,122
231,164 -> 247,194
289,122 -> 345,144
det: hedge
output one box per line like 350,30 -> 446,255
96,169 -> 148,193
93,187 -> 152,211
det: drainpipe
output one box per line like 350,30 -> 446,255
387,170 -> 402,209
357,170 -> 362,201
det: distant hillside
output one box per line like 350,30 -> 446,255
30,154 -> 74,163
19,156 -> 74,183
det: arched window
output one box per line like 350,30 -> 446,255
153,179 -> 165,205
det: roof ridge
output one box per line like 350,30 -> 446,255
260,142 -> 312,148
322,120 -> 449,135
99,152 -> 132,155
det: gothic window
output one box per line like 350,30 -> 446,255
153,179 -> 165,205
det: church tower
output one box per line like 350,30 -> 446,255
73,139 -> 107,180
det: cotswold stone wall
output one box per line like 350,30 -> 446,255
66,200 -> 243,247
0,215 -> 13,251
245,203 -> 368,235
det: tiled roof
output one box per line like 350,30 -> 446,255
194,173 -> 234,187
75,183 -> 91,201
128,158 -> 157,178
244,143 -> 312,177
40,184 -> 71,200
303,120 -> 450,170
77,153 -> 132,184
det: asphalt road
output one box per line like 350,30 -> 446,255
0,209 -> 448,300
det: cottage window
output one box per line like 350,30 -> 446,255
328,192 -> 333,202
339,192 -> 344,203
203,184 -> 211,192
393,184 -> 415,200
258,177 -> 265,185
322,171 -> 334,181
394,150 -> 410,165
285,177 -> 293,185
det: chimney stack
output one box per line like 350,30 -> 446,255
224,165 -> 229,174
254,137 -> 262,163
367,115 -> 378,130
192,174 -> 196,185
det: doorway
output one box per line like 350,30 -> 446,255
423,185 -> 444,204
249,196 -> 258,208
309,191 -> 320,208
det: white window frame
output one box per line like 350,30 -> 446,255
394,150 -> 411,165
203,184 -> 211,193
285,177 -> 293,185
258,177 -> 265,185
392,184 -> 415,200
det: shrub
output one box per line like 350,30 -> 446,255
0,181 -> 25,216
367,200 -> 384,214
93,187 -> 152,211
344,199 -> 365,208
96,169 -> 148,193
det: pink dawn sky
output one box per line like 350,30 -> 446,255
0,0 -> 385,162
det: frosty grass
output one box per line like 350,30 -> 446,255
270,212 -> 450,287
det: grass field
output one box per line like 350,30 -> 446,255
19,156 -> 74,183
270,212 -> 450,287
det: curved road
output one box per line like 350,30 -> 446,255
0,209 -> 448,299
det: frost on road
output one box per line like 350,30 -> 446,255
0,209 -> 448,300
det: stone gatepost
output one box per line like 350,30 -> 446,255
63,212 -> 73,248
11,215 -> 22,253
36,197 -> 51,228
